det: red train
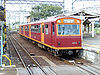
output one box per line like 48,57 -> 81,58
19,16 -> 83,57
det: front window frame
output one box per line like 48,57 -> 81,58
57,24 -> 81,36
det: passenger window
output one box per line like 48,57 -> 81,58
31,26 -> 35,32
25,26 -> 27,31
52,23 -> 55,34
36,25 -> 38,33
31,25 -> 39,33
42,25 -> 44,33
38,25 -> 41,33
21,26 -> 23,31
27,26 -> 29,31
45,24 -> 48,34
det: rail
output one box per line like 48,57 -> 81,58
75,64 -> 100,75
10,35 -> 48,75
60,56 -> 100,75
9,37 -> 33,75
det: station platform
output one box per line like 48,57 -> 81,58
82,34 -> 100,63
0,67 -> 17,75
83,34 -> 100,52
0,65 -> 89,75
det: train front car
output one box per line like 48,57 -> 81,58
55,17 -> 83,57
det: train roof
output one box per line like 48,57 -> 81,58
20,16 -> 63,25
29,16 -> 65,24
20,15 -> 81,25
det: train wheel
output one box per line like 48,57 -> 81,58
53,49 -> 61,56
77,50 -> 83,58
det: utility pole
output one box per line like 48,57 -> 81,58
63,0 -> 65,13
72,0 -> 77,11
3,0 -> 7,53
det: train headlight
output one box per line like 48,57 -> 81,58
77,20 -> 80,23
57,20 -> 61,23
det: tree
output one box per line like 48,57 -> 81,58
12,21 -> 20,25
30,4 -> 63,20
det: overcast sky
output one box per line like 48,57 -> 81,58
39,0 -> 63,2
5,0 -> 100,24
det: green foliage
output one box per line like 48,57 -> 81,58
30,4 -> 63,19
95,24 -> 100,28
12,21 -> 20,25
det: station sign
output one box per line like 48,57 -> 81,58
64,19 -> 74,23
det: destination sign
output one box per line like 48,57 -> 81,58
64,19 -> 74,23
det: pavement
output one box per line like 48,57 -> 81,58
1,65 -> 89,75
0,65 -> 89,75
0,67 -> 17,75
83,34 -> 100,52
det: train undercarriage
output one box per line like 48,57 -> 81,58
36,41 -> 83,58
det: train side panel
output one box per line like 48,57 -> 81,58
31,24 -> 41,42
19,25 -> 21,34
23,25 -> 25,35
29,24 -> 31,38
21,25 -> 23,35
51,22 -> 56,47
56,36 -> 81,47
44,22 -> 52,45
25,25 -> 29,37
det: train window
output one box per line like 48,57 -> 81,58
52,23 -> 55,34
42,25 -> 44,33
21,26 -> 23,31
34,26 -> 36,28
31,25 -> 39,33
27,26 -> 29,31
38,25 -> 41,33
36,25 -> 38,28
45,24 -> 48,34
25,26 -> 27,31
36,25 -> 38,33
31,26 -> 35,32
58,24 -> 80,35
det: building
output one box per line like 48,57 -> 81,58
6,0 -> 64,24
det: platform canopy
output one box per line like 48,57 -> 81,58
69,11 -> 100,37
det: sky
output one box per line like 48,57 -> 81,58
5,0 -> 100,24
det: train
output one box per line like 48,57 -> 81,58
18,16 -> 83,57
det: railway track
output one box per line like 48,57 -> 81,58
10,33 -> 100,75
62,58 -> 100,75
76,64 -> 100,75
9,35 -> 49,75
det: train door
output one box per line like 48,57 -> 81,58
21,26 -> 23,34
41,22 -> 44,43
29,24 -> 31,38
19,25 -> 21,33
23,25 -> 25,35
51,22 -> 55,46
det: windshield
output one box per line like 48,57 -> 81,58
58,24 -> 80,35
